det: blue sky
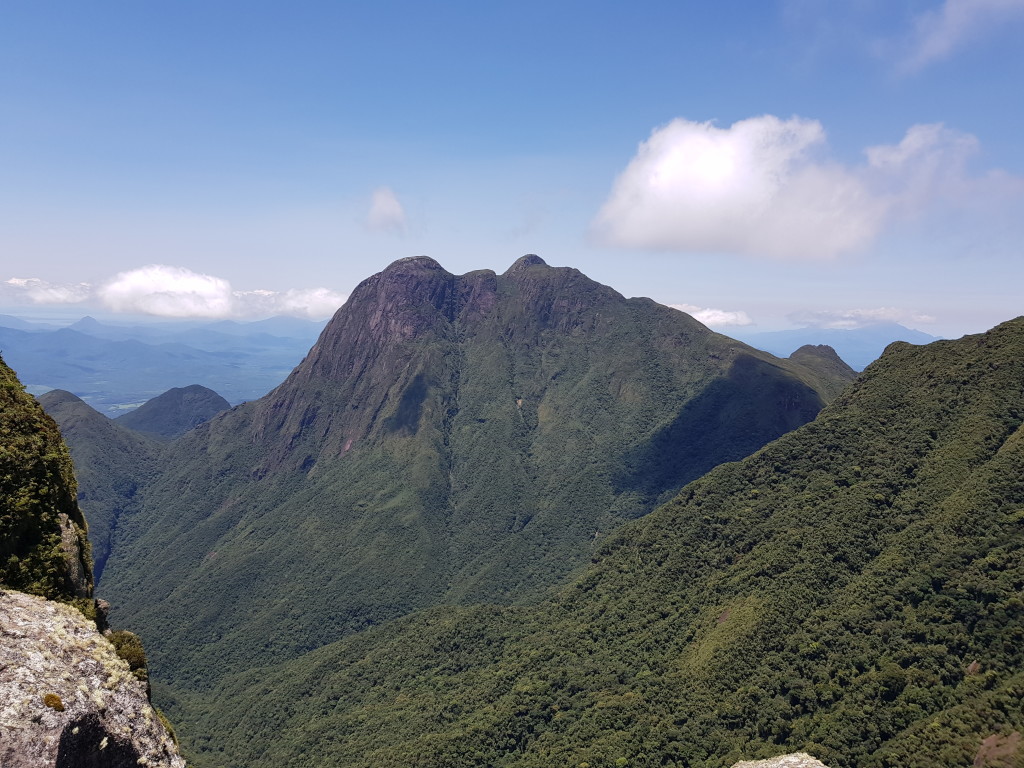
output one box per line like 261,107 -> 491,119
1,1 -> 1022,336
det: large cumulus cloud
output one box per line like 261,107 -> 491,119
592,115 -> 1020,260
99,265 -> 235,317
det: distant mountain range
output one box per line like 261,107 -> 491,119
733,323 -> 941,371
1,305 -> 932,418
0,314 -> 326,414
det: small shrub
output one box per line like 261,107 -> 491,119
108,630 -> 147,671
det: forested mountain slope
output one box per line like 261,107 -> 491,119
179,317 -> 1024,768
98,255 -> 847,705
38,389 -> 163,582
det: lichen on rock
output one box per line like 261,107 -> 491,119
0,589 -> 184,768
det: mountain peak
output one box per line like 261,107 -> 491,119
503,253 -> 548,276
383,255 -> 447,274
790,343 -> 846,364
34,389 -> 85,407
69,316 -> 102,330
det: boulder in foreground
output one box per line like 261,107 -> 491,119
0,589 -> 183,768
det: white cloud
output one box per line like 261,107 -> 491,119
592,115 -> 885,260
593,115 -> 1023,261
864,122 -> 978,207
670,303 -> 753,327
99,265 -> 235,317
366,186 -> 407,233
234,287 -> 347,319
2,277 -> 92,305
90,265 -> 344,319
788,307 -> 937,330
901,0 -> 1024,73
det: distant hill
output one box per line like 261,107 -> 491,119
97,255 -> 851,714
177,316 -> 1024,768
785,345 -> 857,402
734,323 -> 941,370
115,385 -> 230,439
0,313 -> 61,331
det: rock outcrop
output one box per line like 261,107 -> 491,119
732,754 -> 830,768
0,589 -> 184,767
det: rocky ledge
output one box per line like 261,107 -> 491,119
732,754 -> 830,768
0,589 -> 184,768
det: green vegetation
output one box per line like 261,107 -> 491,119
39,389 -> 163,582
0,354 -> 92,602
89,257 -> 847,747
169,317 -> 1024,767
109,629 -> 150,685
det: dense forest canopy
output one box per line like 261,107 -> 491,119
170,318 -> 1024,767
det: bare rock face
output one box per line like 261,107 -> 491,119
0,590 -> 184,768
732,754 -> 831,768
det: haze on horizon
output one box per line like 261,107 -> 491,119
1,1 -> 1022,339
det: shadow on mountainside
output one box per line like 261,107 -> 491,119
614,354 -> 824,506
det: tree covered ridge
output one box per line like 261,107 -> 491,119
177,318 -> 1024,768
0,354 -> 93,604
